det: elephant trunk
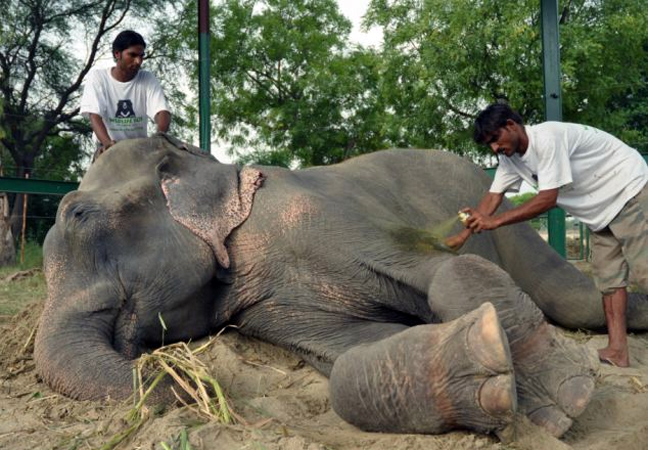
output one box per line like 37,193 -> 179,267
34,288 -> 137,401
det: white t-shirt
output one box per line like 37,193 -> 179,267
80,68 -> 169,141
490,122 -> 648,231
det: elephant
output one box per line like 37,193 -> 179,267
34,134 -> 648,439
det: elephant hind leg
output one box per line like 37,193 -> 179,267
329,303 -> 516,435
427,254 -> 599,437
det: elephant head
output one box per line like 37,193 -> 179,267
34,134 -> 262,400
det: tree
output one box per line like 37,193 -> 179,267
167,0 -> 392,167
0,0 -> 176,253
365,0 -> 648,156
160,0 -> 647,169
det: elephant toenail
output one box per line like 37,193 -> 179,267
478,374 -> 517,418
467,303 -> 512,373
557,375 -> 595,418
527,406 -> 573,438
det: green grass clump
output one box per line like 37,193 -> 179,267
0,241 -> 45,317
160,429 -> 194,450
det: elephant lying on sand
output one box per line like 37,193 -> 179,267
34,134 -> 648,438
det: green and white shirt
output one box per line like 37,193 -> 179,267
80,67 -> 169,142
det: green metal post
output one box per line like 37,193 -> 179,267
198,0 -> 211,153
541,0 -> 566,257
578,222 -> 584,260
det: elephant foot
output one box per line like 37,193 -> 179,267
329,303 -> 517,435
511,322 -> 599,437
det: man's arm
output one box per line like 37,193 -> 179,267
465,188 -> 558,233
88,113 -> 115,149
154,110 -> 171,133
445,191 -> 504,249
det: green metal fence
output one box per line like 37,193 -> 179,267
0,177 -> 78,196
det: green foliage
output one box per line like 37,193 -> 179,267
35,134 -> 89,182
208,0 -> 376,166
366,0 -> 648,155
165,0 -> 394,167
507,192 -> 545,230
508,192 -> 537,207
0,239 -> 42,274
155,0 -> 648,166
160,429 -> 194,450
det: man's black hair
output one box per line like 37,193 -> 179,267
112,30 -> 146,54
473,102 -> 524,145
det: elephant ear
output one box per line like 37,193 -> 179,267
157,142 -> 264,269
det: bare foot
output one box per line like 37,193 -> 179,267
598,347 -> 629,367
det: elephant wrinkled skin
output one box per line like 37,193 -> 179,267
34,135 -> 648,438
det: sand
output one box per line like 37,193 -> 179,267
2,290 -> 648,450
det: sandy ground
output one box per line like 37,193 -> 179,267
2,282 -> 648,450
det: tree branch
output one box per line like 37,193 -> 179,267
19,8 -> 44,112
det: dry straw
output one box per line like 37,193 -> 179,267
100,336 -> 234,450
131,337 -> 233,424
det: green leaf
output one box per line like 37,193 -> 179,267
158,312 -> 168,331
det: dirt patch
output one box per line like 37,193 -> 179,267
2,271 -> 648,450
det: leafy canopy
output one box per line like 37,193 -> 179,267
366,0 -> 648,156
137,0 -> 648,169
168,0 -> 393,167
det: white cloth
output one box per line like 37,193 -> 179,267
490,122 -> 648,231
80,67 -> 169,141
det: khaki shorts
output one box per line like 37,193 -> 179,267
591,183 -> 648,295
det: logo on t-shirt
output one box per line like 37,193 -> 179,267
115,100 -> 136,118
108,99 -> 144,134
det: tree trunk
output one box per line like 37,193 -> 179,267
0,193 -> 16,266
9,157 -> 34,246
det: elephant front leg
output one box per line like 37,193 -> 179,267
329,303 -> 516,435
427,255 -> 599,437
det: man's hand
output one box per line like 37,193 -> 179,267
92,140 -> 116,162
464,209 -> 500,233
444,229 -> 471,250
155,110 -> 171,133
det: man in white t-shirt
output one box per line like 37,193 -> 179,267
446,102 -> 648,367
80,30 -> 171,161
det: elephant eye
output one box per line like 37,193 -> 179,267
65,203 -> 99,225
68,205 -> 87,222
